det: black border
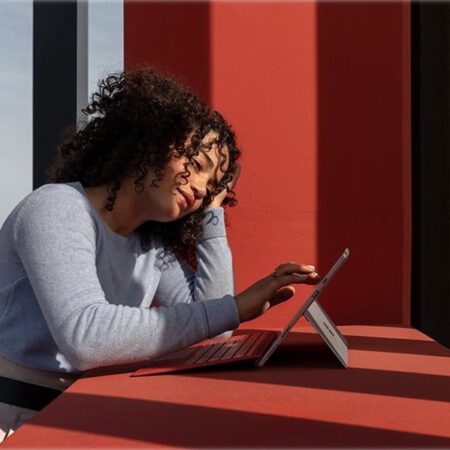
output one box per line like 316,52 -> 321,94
411,1 -> 450,348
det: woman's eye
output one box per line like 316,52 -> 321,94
192,159 -> 202,171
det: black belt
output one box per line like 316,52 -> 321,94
0,376 -> 62,411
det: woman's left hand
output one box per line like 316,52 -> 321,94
210,163 -> 241,208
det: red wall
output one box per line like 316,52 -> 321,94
124,1 -> 411,327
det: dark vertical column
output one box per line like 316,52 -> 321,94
33,1 -> 77,189
411,2 -> 450,347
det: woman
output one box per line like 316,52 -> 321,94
0,68 -> 319,440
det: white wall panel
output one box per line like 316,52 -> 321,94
87,0 -> 124,106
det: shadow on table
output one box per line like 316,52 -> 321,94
344,333 -> 450,357
180,331 -> 450,403
16,392 -> 450,448
82,330 -> 450,404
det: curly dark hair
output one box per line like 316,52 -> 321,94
47,68 -> 241,261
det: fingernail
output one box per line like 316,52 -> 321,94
306,265 -> 315,271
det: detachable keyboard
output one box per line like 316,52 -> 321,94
132,330 -> 279,377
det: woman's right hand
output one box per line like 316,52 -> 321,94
234,262 -> 320,323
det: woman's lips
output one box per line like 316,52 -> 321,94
177,188 -> 193,209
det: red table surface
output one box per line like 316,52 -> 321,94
3,325 -> 450,448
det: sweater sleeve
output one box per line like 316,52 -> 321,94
155,208 -> 235,304
154,208 -> 238,336
13,188 -> 239,371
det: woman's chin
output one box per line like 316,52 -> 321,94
162,207 -> 186,222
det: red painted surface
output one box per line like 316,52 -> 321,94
124,2 -> 411,326
124,2 -> 211,101
315,2 -> 411,326
4,326 -> 450,448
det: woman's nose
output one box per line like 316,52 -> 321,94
191,176 -> 207,199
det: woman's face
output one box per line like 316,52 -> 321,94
142,131 -> 229,222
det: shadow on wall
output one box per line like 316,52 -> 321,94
124,1 -> 211,102
316,2 -> 409,325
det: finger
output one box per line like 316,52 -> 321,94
270,286 -> 295,307
274,272 -> 319,288
304,273 -> 321,285
273,262 -> 316,277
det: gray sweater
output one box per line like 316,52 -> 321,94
0,182 -> 239,374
